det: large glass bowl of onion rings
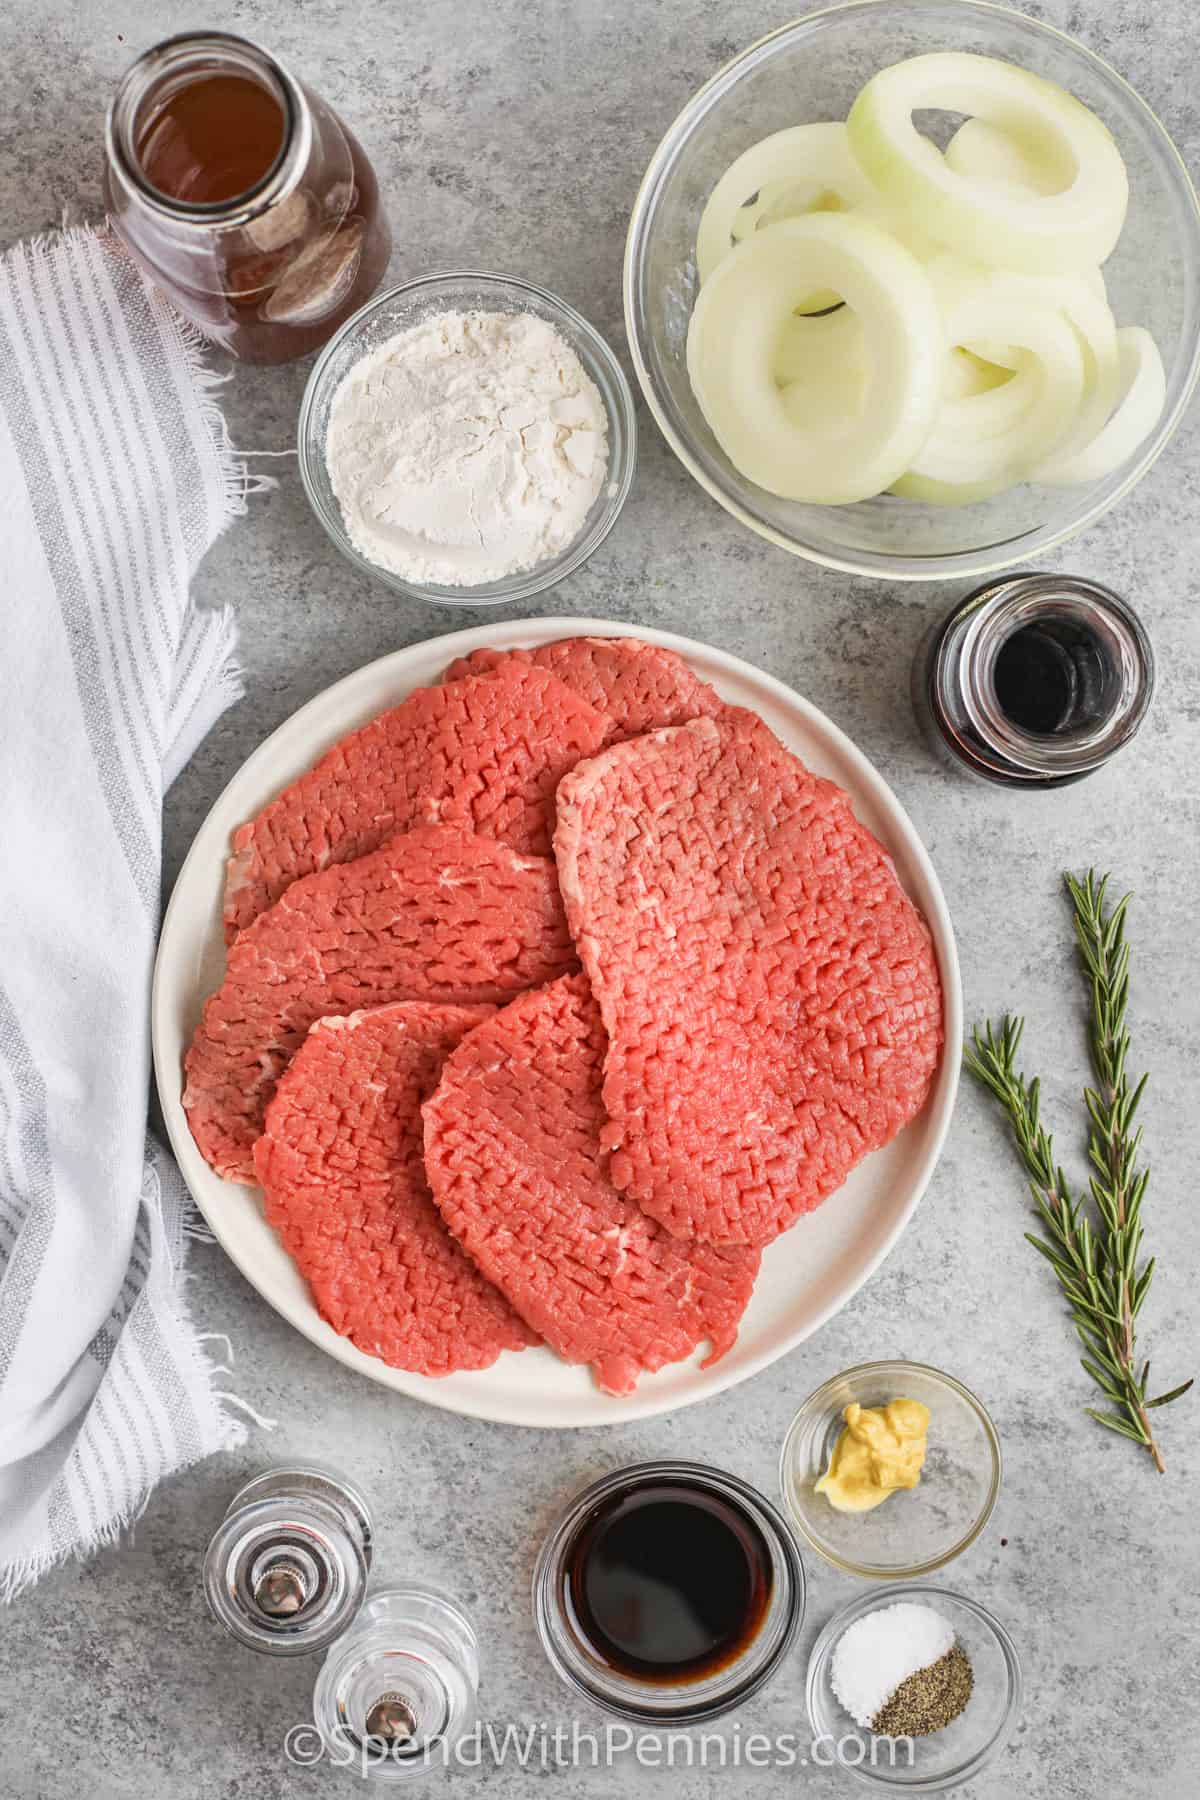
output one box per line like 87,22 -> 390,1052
624,0 -> 1200,580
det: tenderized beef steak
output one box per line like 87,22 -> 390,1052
555,709 -> 944,1248
441,636 -> 723,744
423,974 -> 759,1396
185,825 -> 575,1184
254,1002 -> 537,1376
223,662 -> 609,941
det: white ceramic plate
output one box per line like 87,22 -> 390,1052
153,618 -> 961,1428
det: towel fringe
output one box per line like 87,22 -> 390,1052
2,1508 -> 132,1606
215,1392 -> 278,1432
162,308 -> 279,516
0,1309 -> 252,1606
82,220 -> 282,517
27,222 -> 284,513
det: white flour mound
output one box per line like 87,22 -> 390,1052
326,309 -> 609,587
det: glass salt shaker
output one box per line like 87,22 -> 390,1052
312,1586 -> 480,1781
103,31 -> 391,363
913,572 -> 1155,788
202,1464 -> 373,1656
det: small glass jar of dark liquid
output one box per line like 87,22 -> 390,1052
914,573 -> 1154,787
533,1461 -> 804,1725
103,32 -> 391,363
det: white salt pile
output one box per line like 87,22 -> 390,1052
830,1601 -> 955,1729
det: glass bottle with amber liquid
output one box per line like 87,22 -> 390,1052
103,32 -> 391,363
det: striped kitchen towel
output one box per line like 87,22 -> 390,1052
0,227 -> 252,1599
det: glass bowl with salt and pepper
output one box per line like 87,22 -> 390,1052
807,1585 -> 1023,1791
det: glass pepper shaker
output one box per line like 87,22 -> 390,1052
312,1586 -> 480,1781
202,1464 -> 374,1655
103,31 -> 391,363
913,572 -> 1155,788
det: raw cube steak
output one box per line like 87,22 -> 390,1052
254,1001 -> 536,1375
555,710 -> 943,1247
223,662 -> 609,940
442,635 -> 722,743
185,825 -> 575,1182
423,975 -> 759,1394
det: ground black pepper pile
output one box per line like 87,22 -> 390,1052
871,1644 -> 974,1736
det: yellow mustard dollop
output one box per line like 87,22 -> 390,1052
814,1397 -> 930,1513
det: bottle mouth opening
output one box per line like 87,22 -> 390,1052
953,575 -> 1155,778
106,31 -> 302,223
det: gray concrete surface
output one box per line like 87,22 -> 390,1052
1,1 -> 1198,1795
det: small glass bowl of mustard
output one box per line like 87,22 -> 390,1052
780,1362 -> 1001,1580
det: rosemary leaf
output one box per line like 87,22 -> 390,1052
1080,1358 -> 1129,1405
1085,1407 -> 1151,1444
1145,1380 -> 1195,1410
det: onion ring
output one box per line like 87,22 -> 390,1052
892,279 -> 1085,505
1038,325 -> 1166,485
687,212 -> 942,504
848,52 -> 1128,274
695,123 -> 875,289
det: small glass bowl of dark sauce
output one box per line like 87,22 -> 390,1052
915,573 -> 1154,787
533,1461 -> 804,1724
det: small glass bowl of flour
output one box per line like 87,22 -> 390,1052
299,272 -> 637,604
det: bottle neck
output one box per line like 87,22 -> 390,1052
105,31 -> 311,228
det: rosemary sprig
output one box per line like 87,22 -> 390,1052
964,872 -> 1191,1470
